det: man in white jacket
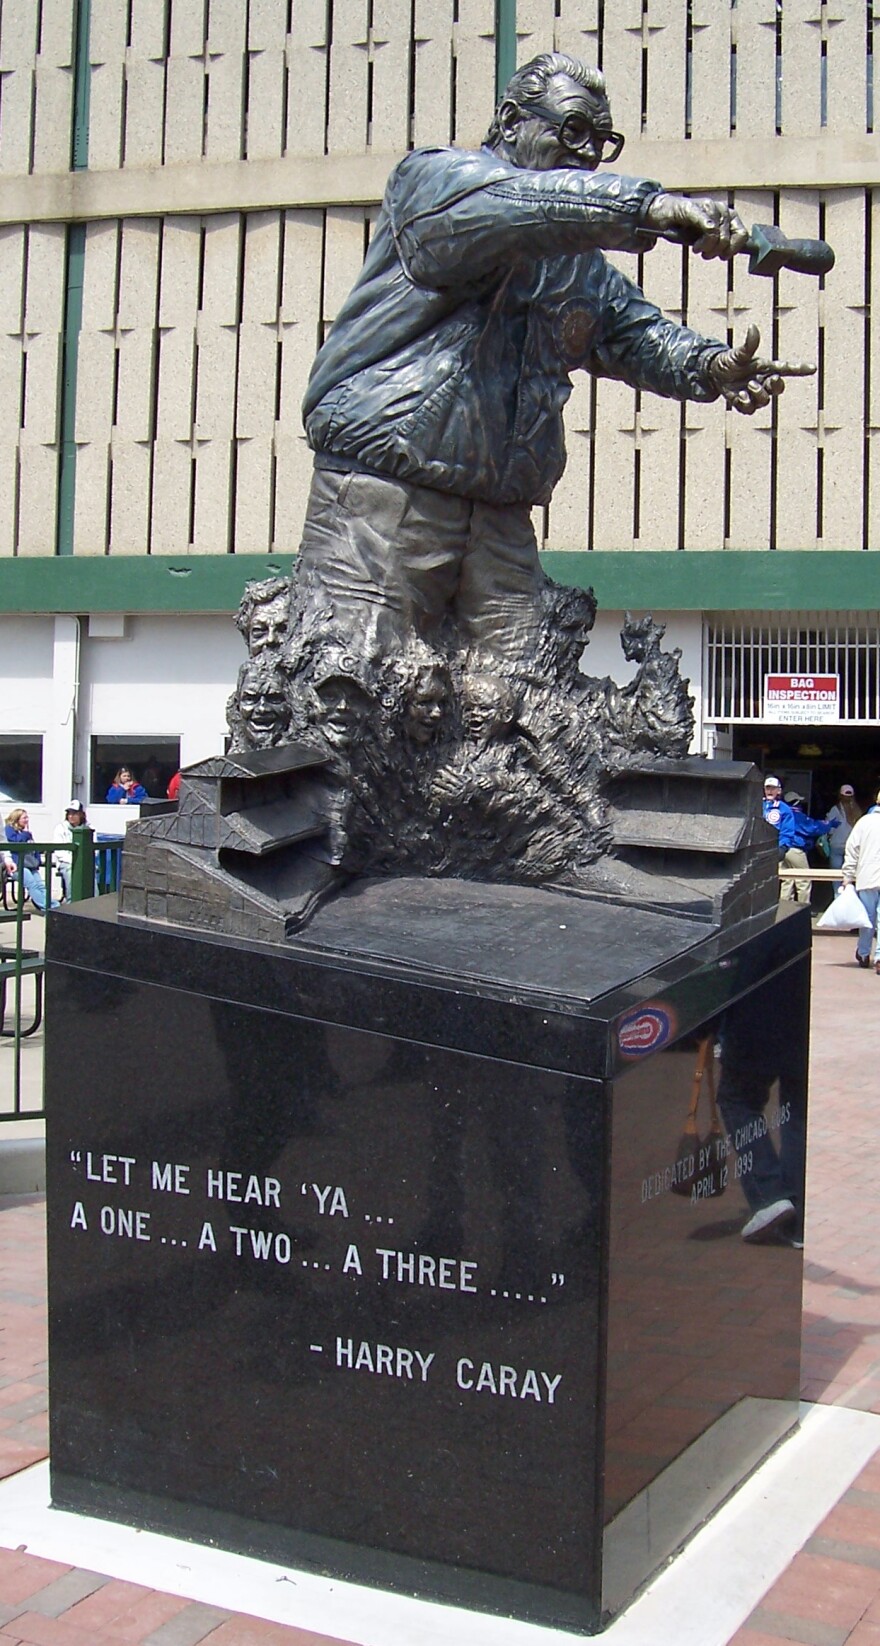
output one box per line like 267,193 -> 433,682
841,794 -> 880,969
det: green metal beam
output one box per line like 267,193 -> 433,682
495,0 -> 517,100
56,0 -> 92,556
1,552 -> 879,615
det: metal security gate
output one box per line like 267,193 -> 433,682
704,614 -> 880,725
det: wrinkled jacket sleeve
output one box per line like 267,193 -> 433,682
586,254 -> 723,403
391,152 -> 662,287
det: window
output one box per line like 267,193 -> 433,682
0,736 -> 43,805
91,738 -> 181,805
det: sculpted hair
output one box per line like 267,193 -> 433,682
485,52 -> 607,147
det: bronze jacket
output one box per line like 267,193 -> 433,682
303,146 -> 724,509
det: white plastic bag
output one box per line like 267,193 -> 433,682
816,884 -> 872,931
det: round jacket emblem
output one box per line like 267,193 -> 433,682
554,301 -> 596,364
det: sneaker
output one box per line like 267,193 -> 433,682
741,1199 -> 796,1242
856,952 -> 871,968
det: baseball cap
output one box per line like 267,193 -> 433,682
841,784 -> 855,795
763,774 -> 781,788
785,790 -> 805,806
65,800 -> 84,812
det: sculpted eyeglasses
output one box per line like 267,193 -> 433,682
523,101 -> 625,162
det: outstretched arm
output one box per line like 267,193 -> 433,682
587,258 -> 814,411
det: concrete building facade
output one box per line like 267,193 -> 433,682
1,0 -> 878,833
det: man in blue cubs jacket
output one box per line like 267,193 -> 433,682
297,51 -> 813,666
763,775 -> 836,903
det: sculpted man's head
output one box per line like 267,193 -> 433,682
236,576 -> 290,655
485,52 -> 623,174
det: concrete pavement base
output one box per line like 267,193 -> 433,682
0,1405 -> 879,1646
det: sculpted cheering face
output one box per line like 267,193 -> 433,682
498,74 -> 622,173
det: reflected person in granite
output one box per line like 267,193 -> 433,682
716,967 -> 808,1246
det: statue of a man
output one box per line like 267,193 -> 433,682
296,51 -> 810,666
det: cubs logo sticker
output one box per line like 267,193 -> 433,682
617,1002 -> 677,1058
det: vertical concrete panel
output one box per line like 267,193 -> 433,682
516,0 -> 557,66
109,439 -> 152,552
17,443 -> 59,554
194,323 -> 238,436
0,0 -> 39,65
117,219 -> 161,330
116,330 -> 156,441
241,212 -> 281,322
824,1 -> 867,135
0,69 -> 35,174
32,63 -> 74,172
453,0 -> 496,148
155,328 -> 196,440
200,215 -> 242,325
735,0 -> 778,139
288,0 -> 330,155
129,0 -> 168,58
554,1 -> 602,67
371,1 -> 411,154
23,224 -> 66,335
592,376 -> 637,550
192,437 -> 232,548
690,0 -> 731,140
682,247 -> 728,549
631,239 -> 684,549
779,0 -> 822,137
245,49 -> 285,159
163,55 -> 207,164
124,59 -> 166,166
157,218 -> 202,327
643,0 -> 687,142
821,190 -> 866,549
249,0 -> 288,53
72,442 -> 110,554
725,187 -> 774,550
775,192 -> 822,548
0,227 -> 25,331
412,0 -> 455,149
0,335 -> 23,554
87,62 -> 125,168
322,209 -> 367,325
233,436 -> 273,550
38,0 -> 74,65
150,439 -> 193,550
237,321 -> 278,438
205,51 -> 246,162
598,0 -> 643,137
326,0 -> 370,154
273,429 -> 313,549
169,0 -> 207,57
279,211 -> 323,424
545,375 -> 592,552
73,330 -> 115,440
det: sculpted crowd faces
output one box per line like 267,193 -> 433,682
239,666 -> 289,743
248,596 -> 289,655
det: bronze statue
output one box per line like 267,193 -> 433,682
122,53 -> 828,941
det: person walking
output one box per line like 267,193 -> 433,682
781,790 -> 837,905
825,783 -> 862,871
841,793 -> 880,969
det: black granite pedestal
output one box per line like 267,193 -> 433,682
44,885 -> 810,1635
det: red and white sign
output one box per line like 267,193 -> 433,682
763,673 -> 839,724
